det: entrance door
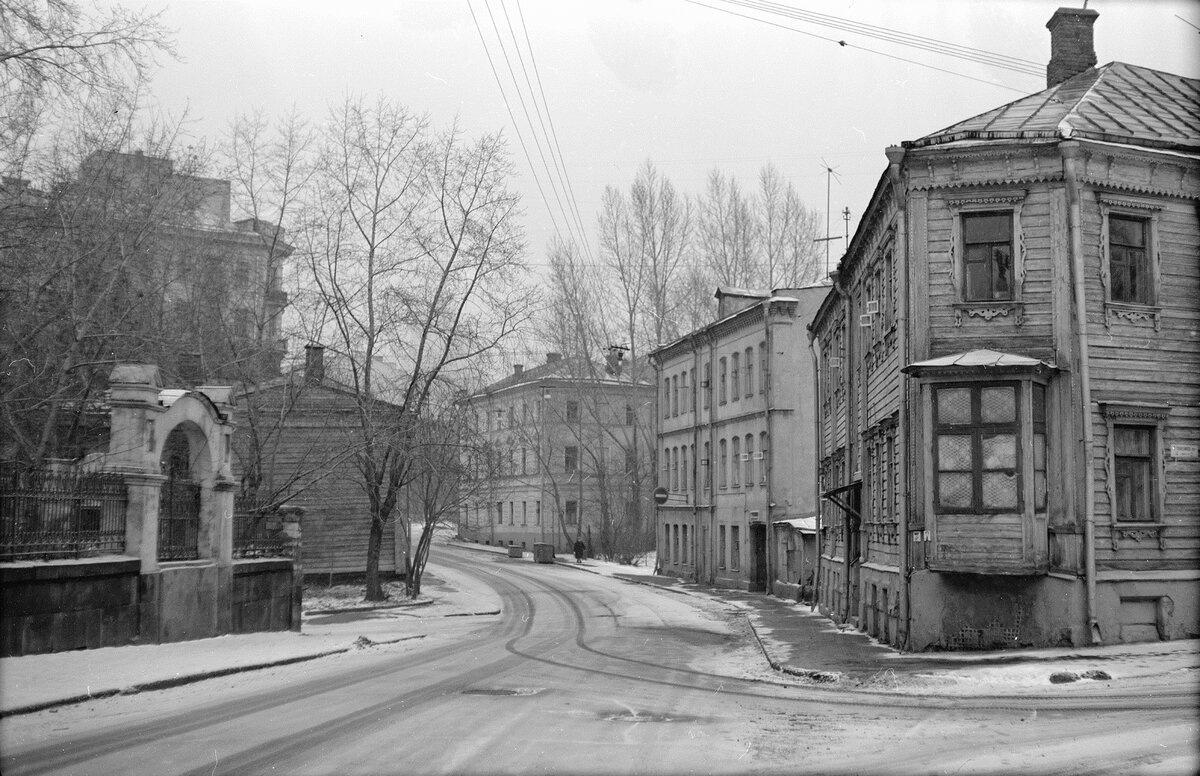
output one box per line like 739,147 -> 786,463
749,523 -> 767,592
159,428 -> 200,561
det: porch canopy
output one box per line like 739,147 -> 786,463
901,348 -> 1057,378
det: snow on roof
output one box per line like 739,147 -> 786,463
903,349 -> 1056,376
773,516 -> 817,533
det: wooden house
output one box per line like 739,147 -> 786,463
236,345 -> 403,578
810,8 -> 1199,650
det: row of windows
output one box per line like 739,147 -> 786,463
662,433 -> 769,492
662,343 -> 770,419
483,400 -> 637,431
468,499 -> 584,526
662,523 -> 741,571
957,208 -> 1154,305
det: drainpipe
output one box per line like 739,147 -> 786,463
763,301 -> 775,595
806,325 -> 822,612
885,145 -> 912,651
1062,141 -> 1101,645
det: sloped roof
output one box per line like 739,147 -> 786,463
906,62 -> 1200,153
902,349 -> 1056,377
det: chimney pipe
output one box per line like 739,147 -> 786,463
513,364 -> 524,376
1046,7 -> 1099,88
546,352 -> 562,364
304,343 -> 325,384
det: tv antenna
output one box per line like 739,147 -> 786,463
813,160 -> 843,277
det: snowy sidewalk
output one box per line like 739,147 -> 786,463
0,558 -> 502,717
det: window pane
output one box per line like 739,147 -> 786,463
1110,216 -> 1145,248
1032,384 -> 1045,425
1034,433 -> 1046,469
964,259 -> 991,302
1114,426 -> 1151,457
981,434 -> 1016,469
938,472 -> 973,508
964,213 -> 1011,243
990,245 -> 1012,298
936,388 -> 971,424
1035,472 -> 1047,510
980,386 -> 1015,423
938,435 -> 973,470
982,472 -> 1019,508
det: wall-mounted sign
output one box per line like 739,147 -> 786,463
1170,444 -> 1199,461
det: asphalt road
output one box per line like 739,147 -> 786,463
1,544 -> 1195,775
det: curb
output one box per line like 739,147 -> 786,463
0,634 -> 429,719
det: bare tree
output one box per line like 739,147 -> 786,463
697,169 -> 756,289
756,163 -> 824,288
297,95 -> 529,600
1,0 -> 174,176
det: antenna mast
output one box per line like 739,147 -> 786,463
813,161 -> 843,277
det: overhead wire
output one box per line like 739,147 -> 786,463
467,0 -> 569,248
685,0 -> 1039,94
726,0 -> 1045,76
506,0 -> 595,263
479,0 -> 583,251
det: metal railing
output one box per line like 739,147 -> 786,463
232,495 -> 295,559
0,463 -> 127,561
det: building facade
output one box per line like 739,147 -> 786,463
651,287 -> 825,591
459,353 -> 655,557
811,8 -> 1200,650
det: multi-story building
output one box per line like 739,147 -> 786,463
459,352 -> 655,557
651,286 -> 825,591
811,8 -> 1199,650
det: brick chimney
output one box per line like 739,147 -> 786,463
1046,7 -> 1099,88
304,343 -> 325,384
513,364 -> 524,376
546,352 -> 562,364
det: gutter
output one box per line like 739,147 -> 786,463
1061,140 -> 1102,645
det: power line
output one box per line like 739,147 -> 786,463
509,0 -> 595,262
479,0 -> 584,250
685,0 -> 1038,95
725,0 -> 1045,76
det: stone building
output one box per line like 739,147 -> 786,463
650,286 -> 825,590
458,352 -> 655,558
810,8 -> 1200,650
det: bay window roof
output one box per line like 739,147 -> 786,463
902,349 -> 1057,378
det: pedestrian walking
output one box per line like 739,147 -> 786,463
573,539 -> 585,564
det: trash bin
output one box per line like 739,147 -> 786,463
533,543 -> 555,564
507,545 -> 523,559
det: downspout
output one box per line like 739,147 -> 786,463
806,325 -> 821,612
1062,140 -> 1101,645
763,301 -> 775,594
885,145 -> 912,651
836,274 -> 853,624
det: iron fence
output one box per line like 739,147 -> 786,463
232,495 -> 295,559
0,463 -> 128,561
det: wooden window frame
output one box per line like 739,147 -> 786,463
1101,402 -> 1169,548
1099,195 -> 1162,331
931,381 -> 1025,515
947,193 -> 1027,326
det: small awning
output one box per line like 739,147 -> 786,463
902,349 -> 1057,378
773,516 -> 817,533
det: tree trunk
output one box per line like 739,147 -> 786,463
364,512 -> 386,601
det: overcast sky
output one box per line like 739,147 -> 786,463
135,0 -> 1199,271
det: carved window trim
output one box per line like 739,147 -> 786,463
946,192 -> 1028,325
1098,194 -> 1162,331
1100,401 -> 1169,551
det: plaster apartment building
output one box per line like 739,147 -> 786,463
459,352 -> 655,557
811,8 -> 1199,650
651,286 -> 825,591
